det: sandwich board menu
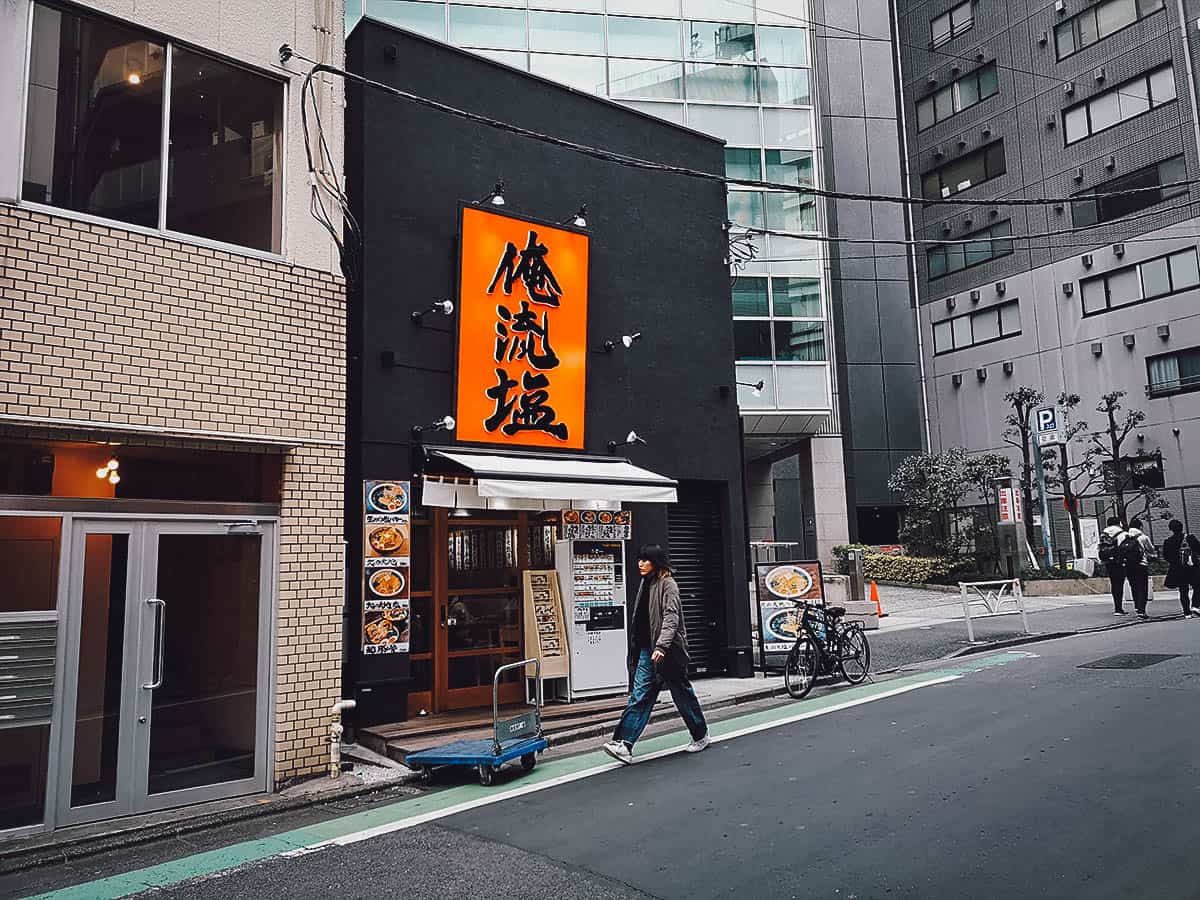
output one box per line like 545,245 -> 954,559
754,560 -> 824,671
362,480 -> 411,655
522,570 -> 569,680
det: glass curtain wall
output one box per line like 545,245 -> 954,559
349,0 -> 826,412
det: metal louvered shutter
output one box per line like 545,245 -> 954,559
0,619 -> 57,729
668,487 -> 726,677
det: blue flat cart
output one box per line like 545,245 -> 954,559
405,658 -> 548,786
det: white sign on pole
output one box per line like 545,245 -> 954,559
1080,517 -> 1101,559
1035,406 -> 1061,446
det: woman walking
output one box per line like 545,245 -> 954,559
602,544 -> 709,765
1162,519 -> 1200,618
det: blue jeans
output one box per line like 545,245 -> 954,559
612,649 -> 708,746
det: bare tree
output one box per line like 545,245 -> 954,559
1082,391 -> 1171,526
963,452 -> 1013,570
1041,392 -> 1101,556
1002,386 -> 1043,558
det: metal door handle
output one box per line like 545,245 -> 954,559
143,597 -> 165,690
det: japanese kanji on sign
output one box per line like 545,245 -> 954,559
456,206 -> 589,449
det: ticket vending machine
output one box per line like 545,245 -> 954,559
554,539 -> 629,699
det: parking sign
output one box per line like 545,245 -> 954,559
1035,407 -> 1060,446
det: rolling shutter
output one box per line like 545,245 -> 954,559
668,485 -> 726,676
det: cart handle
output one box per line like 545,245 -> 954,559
493,658 -> 542,753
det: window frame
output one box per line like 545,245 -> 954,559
731,273 -> 827,364
1062,64 -> 1176,146
926,220 -> 1014,279
1071,155 -> 1188,227
18,0 -> 289,261
1054,0 -> 1165,61
922,140 -> 1007,200
915,62 -> 999,131
1147,347 -> 1200,397
930,0 -> 974,48
932,299 -> 1022,355
1078,247 -> 1200,317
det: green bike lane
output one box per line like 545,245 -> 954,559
22,651 -> 1034,900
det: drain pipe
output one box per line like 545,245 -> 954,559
329,699 -> 356,779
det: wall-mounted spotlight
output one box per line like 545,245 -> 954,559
411,299 -> 454,325
475,181 -> 506,207
411,416 -> 456,438
736,380 -> 765,398
607,430 -> 647,453
603,332 -> 642,352
562,204 -> 588,228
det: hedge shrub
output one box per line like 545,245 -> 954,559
861,553 -> 961,584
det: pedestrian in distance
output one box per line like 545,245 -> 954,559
1161,519 -> 1200,619
1123,518 -> 1156,619
602,544 -> 709,765
1098,517 -> 1128,616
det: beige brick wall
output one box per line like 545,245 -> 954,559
0,204 -> 346,783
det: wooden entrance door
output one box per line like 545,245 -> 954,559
434,510 -> 529,711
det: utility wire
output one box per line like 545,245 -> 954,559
281,48 -> 1200,212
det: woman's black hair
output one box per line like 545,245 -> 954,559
1169,519 -> 1184,533
637,544 -> 672,575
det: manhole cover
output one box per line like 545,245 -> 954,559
1078,653 -> 1181,670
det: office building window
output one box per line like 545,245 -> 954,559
932,299 -> 1021,354
529,11 -> 605,54
365,0 -> 446,39
931,1 -> 973,48
927,220 -> 1013,278
921,141 -> 1006,200
733,277 -> 769,316
916,63 -> 998,130
22,2 -> 283,252
725,148 -> 761,181
607,16 -> 682,58
1079,247 -> 1200,315
1055,0 -> 1164,59
449,6 -> 527,49
1148,347 -> 1200,397
757,26 -> 808,67
1063,64 -> 1175,145
1072,155 -> 1187,226
686,21 -> 754,61
609,58 -> 684,99
733,276 -> 823,362
764,149 -> 814,187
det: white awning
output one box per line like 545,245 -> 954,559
422,447 -> 678,508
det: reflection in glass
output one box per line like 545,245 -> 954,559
765,149 -> 813,187
530,53 -> 607,93
71,533 -> 129,808
759,66 -> 810,105
22,3 -> 164,227
0,517 -> 61,613
0,726 -> 51,829
732,277 -> 769,316
448,524 -> 520,590
167,48 -> 283,252
734,320 -> 772,361
727,190 -> 764,229
757,26 -> 809,66
686,20 -> 754,60
467,48 -> 529,69
774,321 -> 826,361
148,534 -> 260,794
771,277 -> 821,317
446,594 -> 522,651
529,11 -> 605,53
365,0 -> 446,38
607,16 -> 682,58
409,597 -> 432,654
765,191 -> 817,233
449,653 -> 523,690
724,147 -> 761,181
686,63 -> 757,103
450,5 -> 527,49
762,108 -> 813,148
609,58 -> 684,100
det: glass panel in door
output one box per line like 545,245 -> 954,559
146,533 -> 262,796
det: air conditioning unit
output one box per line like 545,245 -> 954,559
942,221 -> 953,234
996,280 -> 1007,295
1046,114 -> 1057,128
1064,81 -> 1075,96
934,144 -> 947,159
946,296 -> 957,310
1094,66 -> 1106,82
958,134 -> 969,148
970,289 -> 981,302
942,186 -> 952,198
928,75 -> 938,88
1158,324 -> 1171,340
981,122 -> 993,137
1106,155 -> 1116,170
1082,253 -> 1094,267
1091,342 -> 1104,356
976,367 -> 989,382
975,48 -> 986,61
1123,333 -> 1136,349
1055,0 -> 1067,13
1003,361 -> 1015,375
1114,242 -> 1126,257
1062,282 -> 1075,296
1038,30 -> 1049,45
952,373 -> 964,387
1073,167 -> 1085,182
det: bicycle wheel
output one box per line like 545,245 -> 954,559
837,623 -> 871,684
783,630 -> 822,699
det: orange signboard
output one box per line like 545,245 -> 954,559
456,206 -> 589,449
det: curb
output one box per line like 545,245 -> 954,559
947,611 -> 1185,658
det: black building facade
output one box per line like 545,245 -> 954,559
345,21 -> 752,726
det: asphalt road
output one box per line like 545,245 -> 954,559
16,621 -> 1200,900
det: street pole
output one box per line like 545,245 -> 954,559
1058,442 -> 1081,558
1029,411 -> 1055,567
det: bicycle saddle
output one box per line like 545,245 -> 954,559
826,606 -> 846,618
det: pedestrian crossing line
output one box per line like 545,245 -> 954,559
26,650 -> 1034,900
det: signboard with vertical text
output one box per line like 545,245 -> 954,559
362,480 -> 411,656
456,206 -> 589,449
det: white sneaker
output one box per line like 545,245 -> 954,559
602,740 -> 633,765
685,735 -> 711,753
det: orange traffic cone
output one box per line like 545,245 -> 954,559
870,580 -> 887,618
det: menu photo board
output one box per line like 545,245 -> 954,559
754,560 -> 825,672
522,570 -> 570,680
362,480 -> 411,656
561,508 -> 631,542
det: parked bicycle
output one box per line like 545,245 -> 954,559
782,602 -> 871,699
